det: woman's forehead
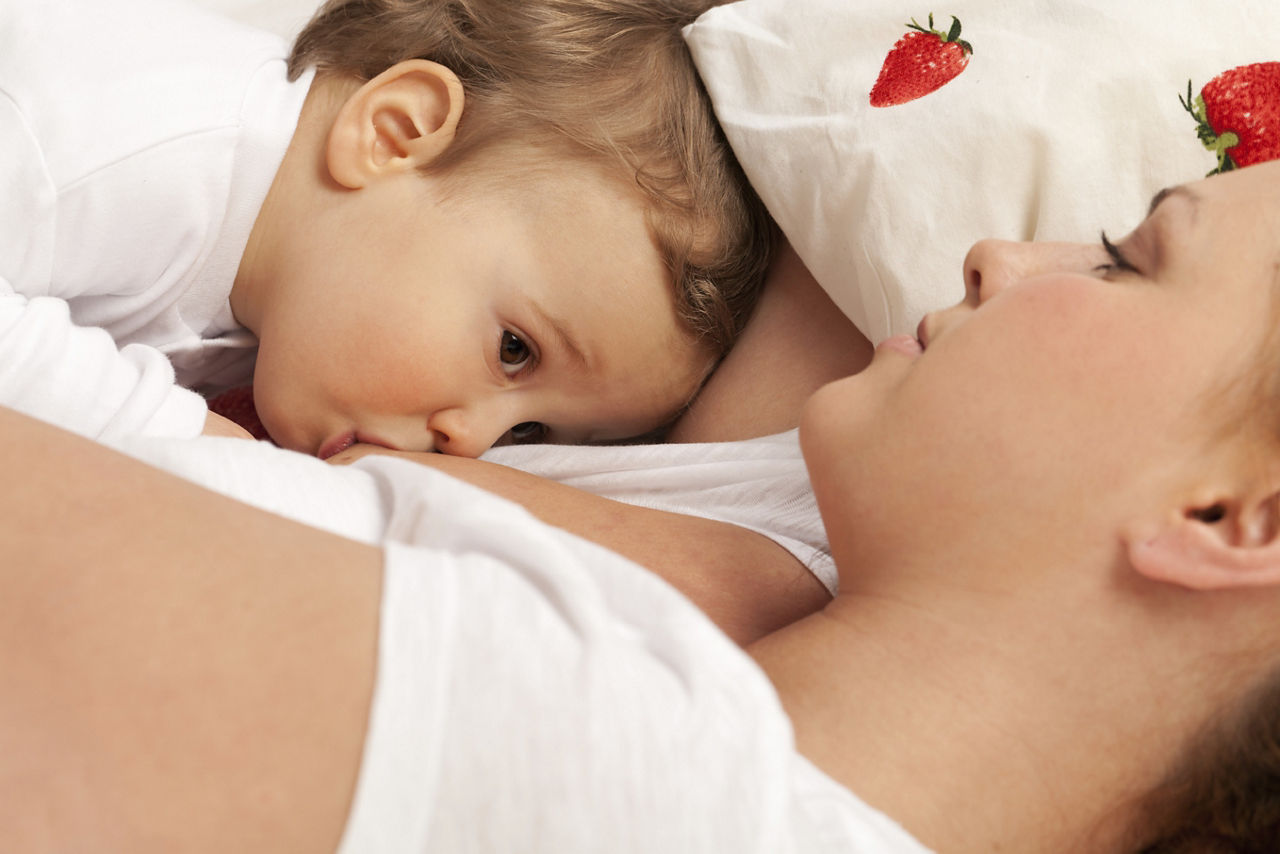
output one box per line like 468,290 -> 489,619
1160,166 -> 1280,293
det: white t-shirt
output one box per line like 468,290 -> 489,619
0,0 -> 311,441
354,463 -> 929,852
107,433 -> 928,852
124,429 -> 837,594
483,430 -> 836,594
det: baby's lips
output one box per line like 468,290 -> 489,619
318,431 -> 356,460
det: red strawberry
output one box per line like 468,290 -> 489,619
1181,62 -> 1280,175
870,14 -> 973,108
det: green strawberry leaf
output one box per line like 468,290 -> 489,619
1180,80 -> 1241,176
903,13 -> 973,53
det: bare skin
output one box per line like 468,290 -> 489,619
329,242 -> 873,644
0,406 -> 379,853
203,409 -> 254,439
667,240 -> 873,443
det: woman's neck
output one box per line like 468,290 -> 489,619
749,576 -> 1215,853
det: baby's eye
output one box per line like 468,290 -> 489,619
499,330 -> 533,376
509,421 -> 547,443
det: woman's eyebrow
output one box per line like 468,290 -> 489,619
1147,185 -> 1198,216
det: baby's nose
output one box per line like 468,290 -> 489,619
427,405 -> 510,458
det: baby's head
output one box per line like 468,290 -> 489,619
232,0 -> 773,458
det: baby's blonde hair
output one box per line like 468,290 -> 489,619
288,0 -> 774,356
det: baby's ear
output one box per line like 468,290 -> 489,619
1126,485 -> 1280,591
326,59 -> 465,189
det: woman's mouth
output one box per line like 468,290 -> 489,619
876,334 -> 924,358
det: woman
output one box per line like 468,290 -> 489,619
759,160 -> 1280,851
4,162 -> 1279,852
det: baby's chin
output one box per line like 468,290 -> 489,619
247,395 -> 305,454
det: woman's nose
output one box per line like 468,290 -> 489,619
961,239 -> 1024,305
961,239 -> 1100,305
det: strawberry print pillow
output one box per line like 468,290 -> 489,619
684,0 -> 1280,342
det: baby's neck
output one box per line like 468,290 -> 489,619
749,581 -> 1207,853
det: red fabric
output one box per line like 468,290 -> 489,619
206,385 -> 273,442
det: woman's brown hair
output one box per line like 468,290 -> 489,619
288,0 -> 774,357
1132,664 -> 1280,853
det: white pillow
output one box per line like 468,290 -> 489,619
685,0 -> 1280,341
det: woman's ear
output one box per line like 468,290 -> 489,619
326,59 -> 465,190
1127,487 -> 1280,591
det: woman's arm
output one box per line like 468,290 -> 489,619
0,406 -> 379,853
353,450 -> 832,644
668,241 -> 873,443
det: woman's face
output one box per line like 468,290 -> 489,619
803,161 -> 1280,578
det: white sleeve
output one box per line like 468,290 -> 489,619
483,431 -> 837,593
338,468 -> 930,853
0,287 -> 209,441
105,433 -> 394,546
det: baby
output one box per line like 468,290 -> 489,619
0,0 -> 772,457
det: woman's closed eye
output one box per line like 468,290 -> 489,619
1095,231 -> 1140,276
499,330 -> 536,377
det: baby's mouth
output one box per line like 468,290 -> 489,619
317,432 -> 356,460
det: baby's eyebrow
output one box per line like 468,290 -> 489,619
533,303 -> 591,373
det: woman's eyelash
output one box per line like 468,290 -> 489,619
1096,231 -> 1139,274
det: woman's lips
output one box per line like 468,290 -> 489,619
876,334 -> 923,357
